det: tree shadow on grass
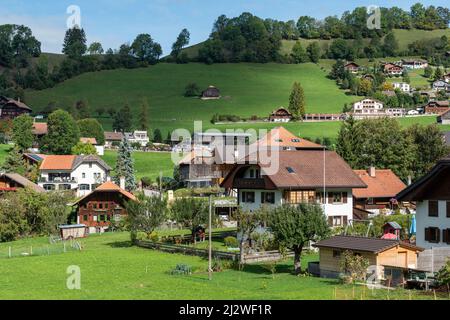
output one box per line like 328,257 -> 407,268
106,241 -> 133,248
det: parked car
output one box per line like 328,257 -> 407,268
407,110 -> 419,115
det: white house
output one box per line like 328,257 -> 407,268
80,137 -> 104,156
125,131 -> 150,147
392,82 -> 411,93
38,155 -> 111,197
397,156 -> 450,249
221,150 -> 367,227
352,99 -> 385,119
401,59 -> 428,70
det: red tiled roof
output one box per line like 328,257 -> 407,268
72,181 -> 137,205
253,127 -> 323,149
353,169 -> 406,199
32,122 -> 48,135
39,155 -> 76,170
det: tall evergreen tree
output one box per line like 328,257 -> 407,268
62,27 -> 87,59
288,82 -> 306,120
1,146 -> 26,175
114,137 -> 136,191
336,116 -> 359,168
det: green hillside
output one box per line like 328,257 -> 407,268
25,62 -> 358,134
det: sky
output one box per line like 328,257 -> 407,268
0,0 -> 449,55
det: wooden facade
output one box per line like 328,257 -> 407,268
0,98 -> 32,119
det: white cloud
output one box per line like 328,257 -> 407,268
0,13 -> 66,53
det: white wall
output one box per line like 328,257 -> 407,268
239,189 -> 283,212
416,200 -> 450,249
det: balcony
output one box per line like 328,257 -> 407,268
233,178 -> 266,189
39,177 -> 78,184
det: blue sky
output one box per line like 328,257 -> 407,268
0,0 -> 448,54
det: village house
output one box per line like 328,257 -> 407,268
344,62 -> 360,74
221,149 -> 367,227
0,173 -> 44,194
392,82 -> 411,93
312,235 -> 423,281
0,96 -> 32,119
201,86 -> 221,100
353,167 -> 407,216
125,131 -> 150,147
432,80 -> 450,92
382,63 -> 403,76
38,155 -> 111,197
401,59 -> 428,70
80,137 -> 104,156
252,126 -> 323,151
268,107 -> 293,122
437,109 -> 450,125
397,155 -> 450,249
104,131 -> 124,148
72,180 -> 136,234
424,100 -> 449,114
352,98 -> 386,119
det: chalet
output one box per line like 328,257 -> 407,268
344,62 -> 360,74
352,98 -> 385,119
392,82 -> 411,93
432,80 -> 450,92
401,59 -> 428,70
221,150 -> 367,227
201,86 -> 221,100
382,63 -> 403,76
72,181 -> 137,234
424,100 -> 449,114
0,173 -> 45,193
252,126 -> 323,151
269,108 -> 293,123
38,155 -> 111,197
313,235 -> 423,280
80,137 -> 104,156
353,167 -> 406,215
437,109 -> 450,125
104,131 -> 124,148
0,96 -> 32,119
397,155 -> 450,249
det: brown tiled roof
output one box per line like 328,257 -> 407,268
2,173 -> 45,192
353,169 -> 406,199
104,131 -> 124,141
72,181 -> 137,205
2,98 -> 32,111
427,100 -> 449,107
313,236 -> 423,253
32,123 -> 48,135
40,155 -> 76,170
253,127 -> 323,149
80,137 -> 97,145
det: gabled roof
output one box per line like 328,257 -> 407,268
252,127 -> 323,149
80,137 -> 98,145
313,235 -> 423,253
72,181 -> 137,205
353,169 -> 406,199
0,98 -> 32,111
40,155 -> 111,171
32,122 -> 48,135
104,131 -> 124,141
397,154 -> 450,201
221,150 -> 367,189
0,173 -> 45,193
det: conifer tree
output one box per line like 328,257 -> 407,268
288,82 -> 306,120
114,137 -> 136,191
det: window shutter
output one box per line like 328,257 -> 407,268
328,193 -> 333,204
447,202 -> 450,218
436,228 -> 441,243
343,192 -> 348,204
425,228 -> 430,242
443,229 -> 448,244
328,216 -> 333,226
343,216 -> 348,226
446,230 -> 450,245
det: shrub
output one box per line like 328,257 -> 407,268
184,83 -> 200,97
339,250 -> 370,284
148,231 -> 159,242
171,264 -> 192,275
136,231 -> 148,241
211,258 -> 223,272
224,236 -> 238,248
436,260 -> 450,287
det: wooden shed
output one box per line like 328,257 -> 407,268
201,86 -> 221,100
313,235 -> 423,281
59,224 -> 87,240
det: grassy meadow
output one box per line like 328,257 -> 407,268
0,232 -> 444,300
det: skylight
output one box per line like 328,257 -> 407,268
286,167 -> 295,173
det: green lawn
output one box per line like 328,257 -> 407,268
25,63 -> 358,136
0,144 -> 11,164
0,232 -> 443,300
101,151 -> 175,180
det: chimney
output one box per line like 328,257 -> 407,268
368,166 -> 376,178
119,176 -> 126,190
407,175 -> 412,186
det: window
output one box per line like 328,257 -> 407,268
328,216 -> 348,227
285,191 -> 316,204
261,192 -> 275,204
333,250 -> 341,258
425,227 -> 440,243
241,192 -> 255,203
328,192 -> 348,204
89,163 -> 92,168
82,173 -> 86,179
443,229 -> 450,245
83,215 -> 88,222
43,184 -> 55,191
79,184 -> 90,191
447,202 -> 450,218
99,203 -> 103,209
59,184 -> 71,191
249,169 -> 255,178
93,203 -> 98,209
429,201 -> 439,217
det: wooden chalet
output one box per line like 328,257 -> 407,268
0,173 -> 44,193
72,181 -> 136,233
268,107 -> 293,122
382,63 -> 403,76
344,62 -> 360,73
424,100 -> 449,114
201,86 -> 221,100
0,96 -> 32,119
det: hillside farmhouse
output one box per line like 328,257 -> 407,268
432,80 -> 450,92
382,63 -> 403,76
80,137 -> 104,156
424,100 -> 449,114
344,62 -> 360,73
392,82 -> 411,93
104,131 -> 124,148
125,131 -> 150,147
269,107 -> 293,122
38,155 -> 111,197
397,155 -> 450,249
0,173 -> 44,193
401,59 -> 428,69
0,96 -> 32,119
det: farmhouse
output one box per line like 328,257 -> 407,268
221,150 -> 367,226
382,63 -> 403,76
437,109 -> 450,125
252,126 -> 323,150
432,80 -> 450,92
313,235 -> 423,280
268,107 -> 293,122
0,173 -> 44,193
397,155 -> 450,249
201,86 -> 221,100
72,180 -> 137,234
353,167 -> 406,215
424,100 -> 449,114
38,155 -> 111,197
104,131 -> 124,148
344,62 -> 360,73
401,59 -> 428,69
0,96 -> 32,119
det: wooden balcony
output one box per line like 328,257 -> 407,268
233,178 -> 266,189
